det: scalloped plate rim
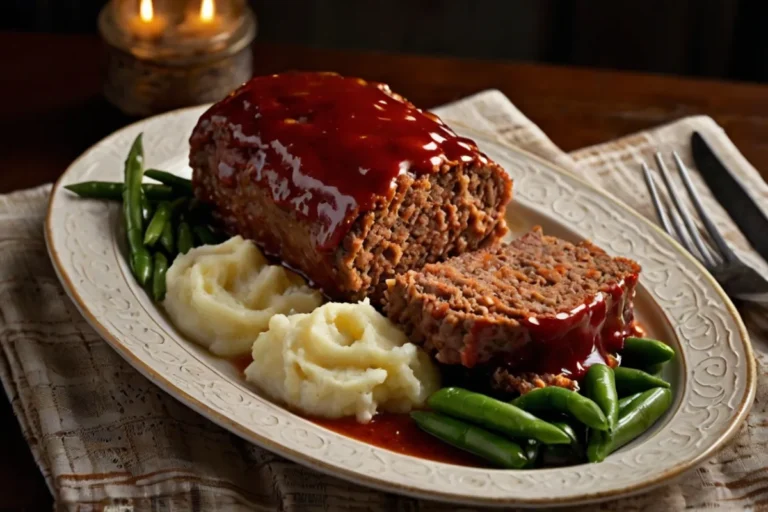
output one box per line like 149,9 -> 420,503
44,104 -> 756,508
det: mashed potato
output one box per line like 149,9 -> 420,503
244,300 -> 440,423
163,236 -> 323,356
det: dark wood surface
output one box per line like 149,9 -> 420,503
2,32 -> 768,509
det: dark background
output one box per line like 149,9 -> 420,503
4,0 -> 768,83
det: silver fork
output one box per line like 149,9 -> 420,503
642,152 -> 768,304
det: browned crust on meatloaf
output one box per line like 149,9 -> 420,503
191,133 -> 511,304
384,227 -> 641,367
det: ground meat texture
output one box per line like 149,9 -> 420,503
492,370 -> 578,396
189,72 -> 512,303
385,227 -> 641,382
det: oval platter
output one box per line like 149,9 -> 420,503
45,105 -> 756,508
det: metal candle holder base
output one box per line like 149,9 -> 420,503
98,6 -> 256,117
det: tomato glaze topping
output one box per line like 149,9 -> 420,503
503,273 -> 639,379
195,72 -> 487,250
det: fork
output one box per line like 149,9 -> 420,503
642,152 -> 768,304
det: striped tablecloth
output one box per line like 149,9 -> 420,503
1,90 -> 767,511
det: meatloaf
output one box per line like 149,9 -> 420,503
385,227 -> 641,391
190,72 -> 512,303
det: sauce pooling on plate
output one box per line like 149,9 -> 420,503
312,413 -> 484,467
195,71 -> 487,250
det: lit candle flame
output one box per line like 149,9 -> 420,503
139,0 -> 154,22
200,0 -> 215,22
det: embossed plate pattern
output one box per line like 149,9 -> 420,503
45,106 -> 755,507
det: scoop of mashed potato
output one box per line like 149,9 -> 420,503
163,236 -> 323,356
244,300 -> 440,423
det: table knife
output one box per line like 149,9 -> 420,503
691,131 -> 768,263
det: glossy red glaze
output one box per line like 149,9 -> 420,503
195,71 -> 487,250
312,413 -> 483,467
506,274 -> 639,379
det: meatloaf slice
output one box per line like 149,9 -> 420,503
190,72 -> 512,303
385,227 -> 641,381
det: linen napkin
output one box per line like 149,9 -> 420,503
2,90 -> 768,511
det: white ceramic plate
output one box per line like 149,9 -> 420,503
45,105 -> 756,508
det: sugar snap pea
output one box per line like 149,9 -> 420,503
177,222 -> 194,255
65,181 -> 176,201
428,388 -> 571,445
542,443 -> 582,467
587,387 -> 672,463
542,420 -> 585,466
511,387 -> 609,431
151,252 -> 169,302
618,392 -> 644,414
614,367 -> 670,396
644,362 -> 664,376
587,430 -> 606,463
410,411 -> 528,469
145,169 -> 193,194
123,134 -> 152,286
622,337 -> 675,368
584,364 -> 619,432
523,439 -> 541,468
552,421 -> 580,445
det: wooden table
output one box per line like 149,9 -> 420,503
2,32 -> 768,509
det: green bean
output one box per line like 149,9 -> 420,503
428,388 -> 571,445
145,169 -> 193,194
64,181 -> 175,200
542,444 -> 581,467
193,224 -> 220,246
144,202 -> 172,247
622,337 -> 675,368
614,367 -> 670,396
177,222 -> 194,255
144,198 -> 185,247
644,362 -> 665,376
538,421 -> 586,466
551,421 -> 580,445
159,219 -> 175,256
523,439 -> 541,468
618,392 -> 643,414
123,134 -> 152,286
410,411 -> 528,469
151,252 -> 169,302
141,194 -> 154,224
584,364 -> 619,432
586,430 -> 606,464
587,387 -> 672,463
511,387 -> 609,431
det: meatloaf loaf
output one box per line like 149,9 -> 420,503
385,227 -> 641,390
190,72 -> 512,303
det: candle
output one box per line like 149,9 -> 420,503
201,0 -> 215,22
98,0 -> 256,116
178,0 -> 224,38
129,0 -> 167,40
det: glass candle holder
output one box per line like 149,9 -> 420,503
98,0 -> 257,116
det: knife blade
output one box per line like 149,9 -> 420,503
691,131 -> 768,263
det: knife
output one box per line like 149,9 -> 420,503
691,131 -> 768,263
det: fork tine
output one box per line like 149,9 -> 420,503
672,151 -> 738,263
641,163 -> 675,235
654,153 -> 718,268
643,162 -> 702,261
